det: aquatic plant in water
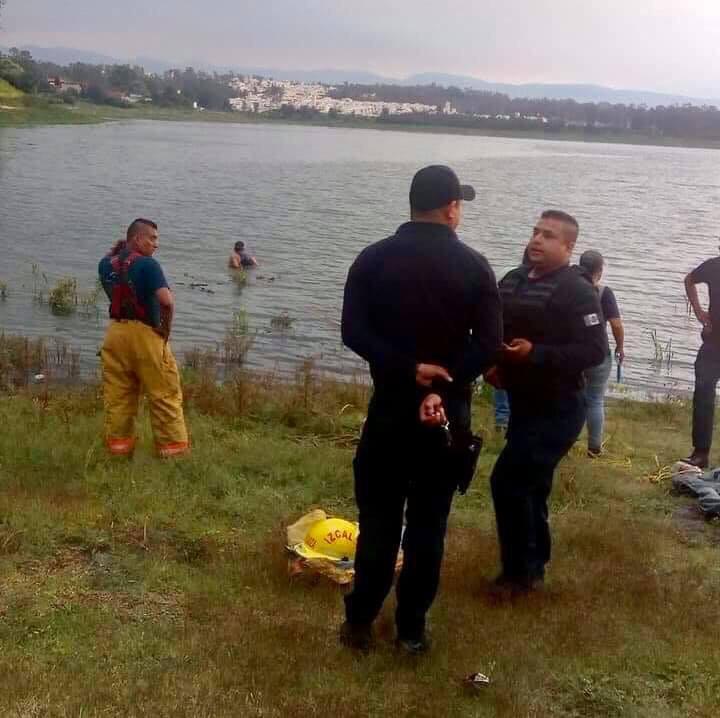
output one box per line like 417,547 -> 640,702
78,280 -> 102,319
31,263 -> 49,304
48,278 -> 78,316
231,269 -> 247,288
648,329 -> 674,369
224,311 -> 254,365
270,311 -> 295,332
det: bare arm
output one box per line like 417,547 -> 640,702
156,287 -> 174,340
608,317 -> 625,362
229,253 -> 241,269
685,273 -> 710,326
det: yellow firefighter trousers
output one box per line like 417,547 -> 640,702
101,320 -> 189,457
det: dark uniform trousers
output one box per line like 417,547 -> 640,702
693,340 -> 720,451
344,395 -> 465,640
491,390 -> 586,581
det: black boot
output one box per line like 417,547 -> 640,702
339,621 -> 373,652
492,572 -> 544,594
396,633 -> 431,655
685,449 -> 710,469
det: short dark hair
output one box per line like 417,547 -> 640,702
579,250 -> 604,275
234,241 -> 245,252
541,209 -> 579,232
126,218 -> 158,241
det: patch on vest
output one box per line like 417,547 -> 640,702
583,313 -> 600,327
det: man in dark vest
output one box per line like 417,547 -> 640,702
486,210 -> 607,591
340,165 -> 502,653
99,218 -> 189,458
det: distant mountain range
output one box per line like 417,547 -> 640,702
5,45 -> 718,108
400,73 -> 719,107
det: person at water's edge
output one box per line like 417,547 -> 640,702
485,210 -> 607,592
684,244 -> 720,469
99,219 -> 190,458
340,165 -> 502,653
579,250 -> 625,457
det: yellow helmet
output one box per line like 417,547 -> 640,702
294,518 -> 358,562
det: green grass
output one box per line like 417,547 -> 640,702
0,99 -> 270,128
0,97 -> 101,127
0,78 -> 24,101
0,373 -> 719,717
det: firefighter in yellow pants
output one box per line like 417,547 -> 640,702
99,218 -> 189,458
101,320 -> 189,457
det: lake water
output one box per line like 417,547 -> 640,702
1,120 -> 719,394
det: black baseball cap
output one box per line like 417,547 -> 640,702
409,165 -> 476,212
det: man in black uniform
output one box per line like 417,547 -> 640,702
486,210 -> 607,591
684,245 -> 720,468
340,165 -> 502,652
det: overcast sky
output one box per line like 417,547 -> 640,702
3,0 -> 720,96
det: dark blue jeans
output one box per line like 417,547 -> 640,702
494,389 -> 510,427
692,341 -> 720,451
583,353 -> 612,451
490,391 -> 586,580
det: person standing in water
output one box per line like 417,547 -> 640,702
229,241 -> 258,269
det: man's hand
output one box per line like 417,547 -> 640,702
419,393 -> 447,426
415,363 -> 453,388
695,308 -> 711,327
484,365 -> 503,389
615,347 -> 625,364
502,339 -> 534,364
155,288 -> 174,341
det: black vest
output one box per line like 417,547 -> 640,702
499,264 -> 591,400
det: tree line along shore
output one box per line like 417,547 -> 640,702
3,95 -> 720,151
2,49 -> 720,149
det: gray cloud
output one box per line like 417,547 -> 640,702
3,0 -> 719,96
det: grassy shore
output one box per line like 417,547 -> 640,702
1,96 -> 719,150
0,359 -> 718,717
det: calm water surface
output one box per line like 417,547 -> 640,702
1,121 -> 719,394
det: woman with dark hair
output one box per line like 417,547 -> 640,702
579,250 -> 625,457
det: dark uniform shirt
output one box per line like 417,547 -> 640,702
599,286 -> 620,323
98,253 -> 169,329
691,257 -> 720,338
342,221 -> 502,407
498,264 -> 608,402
